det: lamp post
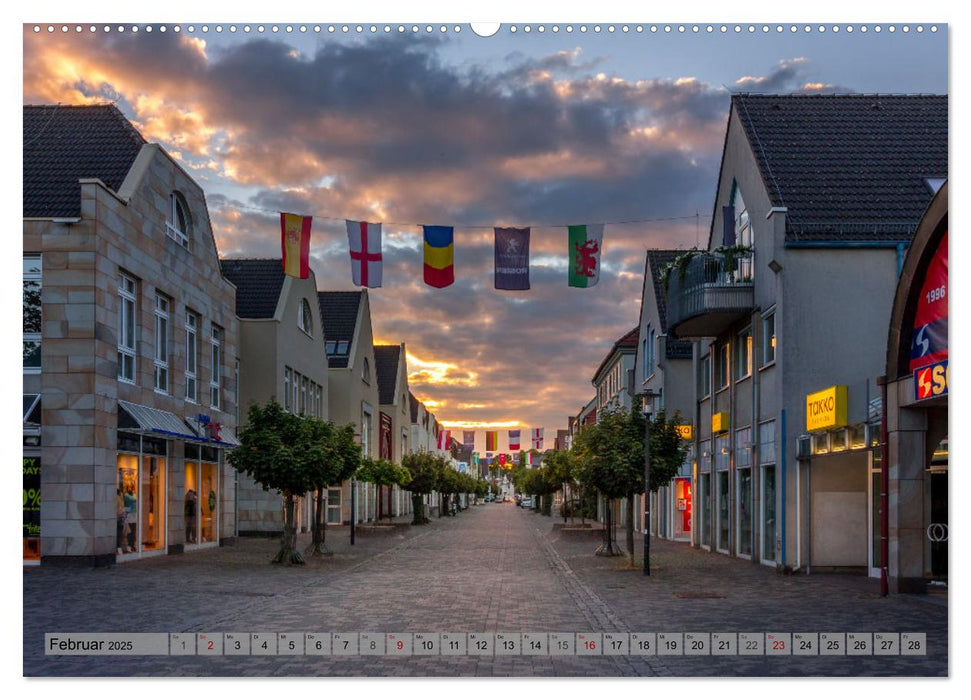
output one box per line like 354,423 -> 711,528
639,389 -> 657,576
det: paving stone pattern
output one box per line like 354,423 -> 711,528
23,504 -> 947,677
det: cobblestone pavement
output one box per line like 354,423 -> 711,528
23,504 -> 947,677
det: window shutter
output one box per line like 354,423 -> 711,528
722,205 -> 736,247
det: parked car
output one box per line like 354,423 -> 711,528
521,497 -> 533,508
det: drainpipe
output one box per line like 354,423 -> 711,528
781,409 -> 787,571
896,244 -> 907,277
878,375 -> 889,596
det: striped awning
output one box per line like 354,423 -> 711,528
24,394 -> 41,425
118,400 -> 198,441
185,416 -> 241,448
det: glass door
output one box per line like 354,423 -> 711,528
117,455 -> 138,555
761,465 -> 777,565
140,456 -> 165,552
716,471 -> 730,553
736,467 -> 753,558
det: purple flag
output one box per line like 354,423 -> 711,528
494,227 -> 530,290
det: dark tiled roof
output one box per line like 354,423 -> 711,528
317,291 -> 362,368
409,392 -> 420,423
219,259 -> 285,319
24,104 -> 146,218
592,326 -> 639,383
732,94 -> 947,242
374,345 -> 401,406
645,250 -> 694,358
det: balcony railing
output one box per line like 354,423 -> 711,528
665,251 -> 755,338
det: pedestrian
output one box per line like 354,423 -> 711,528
185,489 -> 197,543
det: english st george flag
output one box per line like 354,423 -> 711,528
346,220 -> 383,288
531,428 -> 544,450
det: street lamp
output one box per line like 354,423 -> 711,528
638,389 -> 658,576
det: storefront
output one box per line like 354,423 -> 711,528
884,181 -> 948,593
23,394 -> 42,564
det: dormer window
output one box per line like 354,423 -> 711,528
167,192 -> 191,248
298,298 -> 313,336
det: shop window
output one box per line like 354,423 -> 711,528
210,324 -> 223,410
118,273 -> 137,383
737,467 -> 753,557
23,255 -> 42,372
716,471 -> 730,552
298,298 -> 313,336
185,311 -> 199,403
736,327 -> 752,380
167,192 -> 191,249
762,465 -> 777,563
154,293 -> 170,393
699,472 -> 712,548
184,454 -> 218,545
760,312 -> 776,366
116,445 -> 166,556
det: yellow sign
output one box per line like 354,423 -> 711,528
675,424 -> 693,440
711,412 -> 729,433
806,385 -> 848,432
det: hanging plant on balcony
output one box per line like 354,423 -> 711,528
672,249 -> 700,284
658,262 -> 675,290
714,244 -> 752,277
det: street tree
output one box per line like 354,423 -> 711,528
305,420 -> 361,557
402,451 -> 446,524
228,400 -> 319,565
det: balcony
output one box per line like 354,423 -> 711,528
665,251 -> 755,339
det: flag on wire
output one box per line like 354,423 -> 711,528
346,220 -> 383,288
463,431 -> 476,450
472,452 -> 480,467
423,225 -> 455,288
508,429 -> 521,451
494,227 -> 530,290
280,213 -> 312,279
437,429 -> 451,451
531,427 -> 544,450
485,431 -> 498,452
512,453 -> 520,465
568,223 -> 604,288
498,453 -> 506,467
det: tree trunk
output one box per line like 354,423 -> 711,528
600,497 -> 615,555
307,486 -> 331,557
626,490 -> 635,567
273,490 -> 305,565
411,493 -> 426,525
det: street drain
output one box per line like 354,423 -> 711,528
675,592 -> 725,599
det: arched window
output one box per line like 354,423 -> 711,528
298,298 -> 313,336
167,192 -> 191,248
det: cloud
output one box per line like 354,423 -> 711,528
23,29 -> 847,432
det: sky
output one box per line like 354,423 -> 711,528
21,21 -> 948,450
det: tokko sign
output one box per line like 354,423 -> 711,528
805,385 -> 848,432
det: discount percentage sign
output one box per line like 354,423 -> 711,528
23,488 -> 40,507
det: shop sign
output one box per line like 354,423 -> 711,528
910,231 -> 948,373
196,414 -> 223,442
805,385 -> 847,432
675,424 -> 693,440
711,412 -> 729,434
914,359 -> 948,402
23,457 -> 41,539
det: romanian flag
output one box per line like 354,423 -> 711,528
281,213 -> 312,279
485,430 -> 498,452
423,225 -> 454,288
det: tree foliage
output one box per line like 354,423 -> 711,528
355,458 -> 412,487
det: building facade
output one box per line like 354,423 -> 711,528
374,343 -> 413,518
23,105 -> 239,566
663,94 -> 946,574
220,259 -> 328,536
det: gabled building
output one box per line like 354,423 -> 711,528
592,327 -> 639,415
318,290 -> 380,524
663,94 -> 947,574
220,258 -> 328,536
374,343 -> 412,518
23,104 -> 239,565
634,250 -> 696,542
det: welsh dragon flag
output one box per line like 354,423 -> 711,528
568,224 -> 604,288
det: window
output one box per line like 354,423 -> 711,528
733,188 -> 754,281
300,376 -> 308,415
760,312 -> 776,366
325,341 -> 337,355
735,427 -> 752,468
153,293 -> 170,393
209,324 -> 222,410
641,338 -> 648,379
167,192 -> 191,248
716,343 -> 730,389
362,407 -> 372,458
737,465 -> 753,557
715,435 -> 730,471
336,341 -> 349,355
736,327 -> 752,380
185,311 -> 198,402
292,371 -> 301,413
362,357 -> 371,383
284,367 -> 292,411
758,420 -> 776,466
700,354 -> 711,398
23,255 -> 42,372
118,273 -> 137,383
649,327 -> 656,373
298,299 -> 313,336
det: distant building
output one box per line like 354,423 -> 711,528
23,105 -> 239,565
374,343 -> 412,518
592,327 -> 639,415
220,258 -> 328,536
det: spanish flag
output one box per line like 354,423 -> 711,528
281,213 -> 312,279
423,225 -> 454,288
